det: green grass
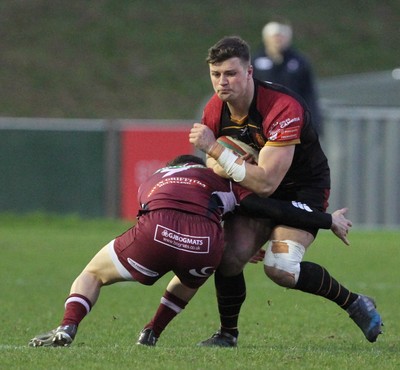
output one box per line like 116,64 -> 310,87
1,213 -> 399,369
1,1 -> 399,119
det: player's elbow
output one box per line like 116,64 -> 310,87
241,173 -> 279,197
257,189 -> 274,197
252,182 -> 278,197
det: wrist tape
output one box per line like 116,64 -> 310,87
218,148 -> 246,182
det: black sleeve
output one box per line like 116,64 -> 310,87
240,194 -> 332,230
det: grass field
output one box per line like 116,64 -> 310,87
1,213 -> 399,369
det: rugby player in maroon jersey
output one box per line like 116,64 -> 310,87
28,155 -> 351,347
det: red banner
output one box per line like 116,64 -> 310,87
120,125 -> 194,219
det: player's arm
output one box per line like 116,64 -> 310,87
240,193 -> 330,228
189,123 -> 293,197
238,144 -> 294,197
206,142 -> 293,197
240,194 -> 352,245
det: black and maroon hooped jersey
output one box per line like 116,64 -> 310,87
201,79 -> 330,191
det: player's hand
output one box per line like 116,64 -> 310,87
189,123 -> 217,153
248,248 -> 265,263
331,208 -> 353,246
208,158 -> 229,178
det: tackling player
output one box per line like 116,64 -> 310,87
28,155 -> 351,347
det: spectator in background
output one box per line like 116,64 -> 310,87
252,18 -> 323,134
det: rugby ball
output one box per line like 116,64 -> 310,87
217,136 -> 259,163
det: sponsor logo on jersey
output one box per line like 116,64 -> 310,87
147,175 -> 207,197
292,201 -> 313,212
154,224 -> 210,253
275,117 -> 300,129
269,122 -> 300,142
189,266 -> 215,277
127,258 -> 159,277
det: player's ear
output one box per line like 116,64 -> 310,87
247,65 -> 253,78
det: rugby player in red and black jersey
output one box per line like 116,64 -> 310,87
28,155 -> 351,348
189,36 -> 382,346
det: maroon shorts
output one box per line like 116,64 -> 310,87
111,209 -> 224,289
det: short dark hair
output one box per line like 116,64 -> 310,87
206,36 -> 250,65
166,155 -> 206,167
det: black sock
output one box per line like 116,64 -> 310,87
214,270 -> 246,337
295,261 -> 358,310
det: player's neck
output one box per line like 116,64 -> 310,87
227,80 -> 254,120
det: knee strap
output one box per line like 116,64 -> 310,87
264,240 -> 305,283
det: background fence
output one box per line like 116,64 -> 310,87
321,105 -> 400,227
1,106 -> 399,227
0,118 -> 192,219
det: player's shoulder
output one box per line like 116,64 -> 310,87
204,93 -> 223,111
255,79 -> 304,108
202,94 -> 224,131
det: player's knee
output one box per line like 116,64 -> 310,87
218,243 -> 257,276
82,261 -> 117,286
79,268 -> 107,285
263,240 -> 305,288
264,265 -> 295,287
218,255 -> 245,276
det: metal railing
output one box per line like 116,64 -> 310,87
320,105 -> 400,228
1,107 -> 399,226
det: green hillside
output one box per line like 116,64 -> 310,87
1,0 -> 399,119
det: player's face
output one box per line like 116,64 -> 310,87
209,57 -> 252,103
